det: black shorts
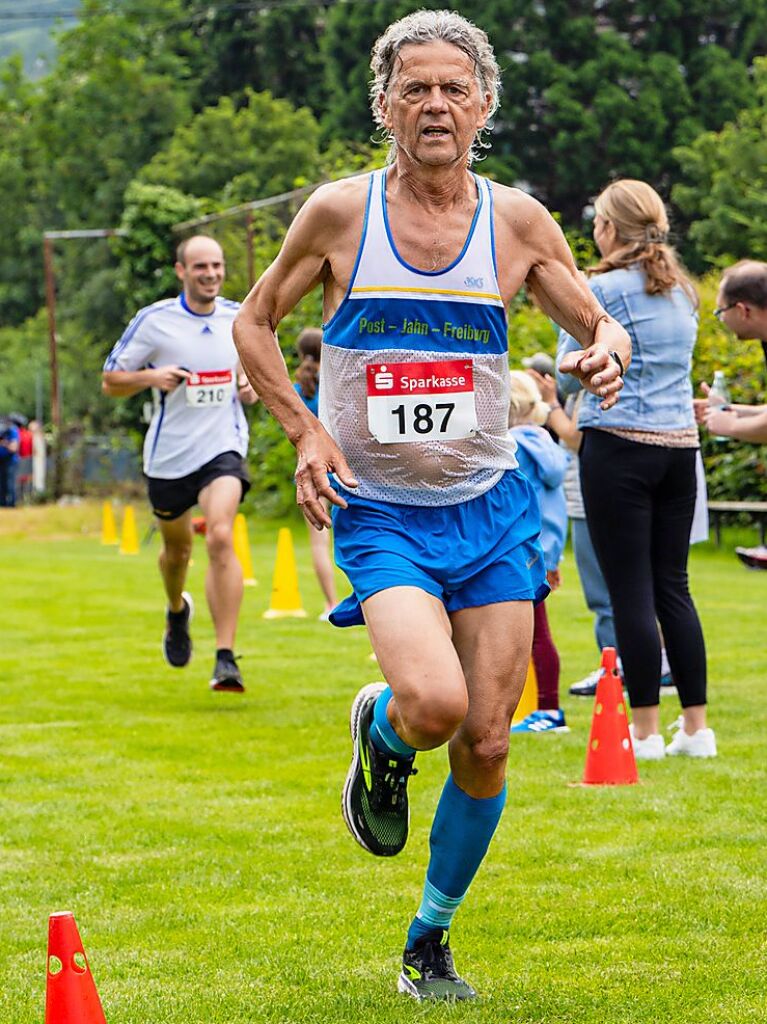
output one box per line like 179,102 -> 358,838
147,451 -> 251,521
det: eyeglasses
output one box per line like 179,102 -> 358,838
713,303 -> 737,320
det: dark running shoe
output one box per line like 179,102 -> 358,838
398,930 -> 477,1002
163,591 -> 194,668
209,653 -> 245,693
342,682 -> 417,857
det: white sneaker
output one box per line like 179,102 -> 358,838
629,724 -> 665,760
666,717 -> 717,758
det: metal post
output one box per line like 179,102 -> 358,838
43,235 -> 62,496
43,236 -> 61,432
245,210 -> 255,290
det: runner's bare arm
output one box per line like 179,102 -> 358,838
233,185 -> 360,529
102,366 -> 190,397
502,194 -> 631,411
235,361 -> 259,406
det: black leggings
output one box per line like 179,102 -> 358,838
579,429 -> 707,709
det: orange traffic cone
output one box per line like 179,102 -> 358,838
45,911 -> 107,1024
582,647 -> 638,785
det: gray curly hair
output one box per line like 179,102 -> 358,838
369,9 -> 501,165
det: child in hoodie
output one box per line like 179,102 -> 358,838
508,371 -> 570,734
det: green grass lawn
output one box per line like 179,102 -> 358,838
1,504 -> 766,1023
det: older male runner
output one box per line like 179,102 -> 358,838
234,10 -> 630,1002
103,235 -> 258,692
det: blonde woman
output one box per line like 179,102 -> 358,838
557,179 -> 714,759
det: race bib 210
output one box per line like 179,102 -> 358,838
185,370 -> 233,407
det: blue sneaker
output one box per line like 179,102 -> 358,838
660,672 -> 677,696
511,709 -> 570,734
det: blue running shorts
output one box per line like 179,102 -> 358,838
329,470 -> 548,627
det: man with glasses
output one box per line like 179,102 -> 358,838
697,260 -> 767,443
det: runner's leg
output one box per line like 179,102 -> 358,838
198,475 -> 243,650
306,501 -> 337,613
363,586 -> 468,750
404,600 -> 532,948
157,511 -> 193,612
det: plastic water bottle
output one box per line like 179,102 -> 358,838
708,370 -> 731,442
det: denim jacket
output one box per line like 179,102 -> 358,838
556,267 -> 698,431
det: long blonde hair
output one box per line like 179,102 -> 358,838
508,371 -> 549,427
591,179 -> 697,305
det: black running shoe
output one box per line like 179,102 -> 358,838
163,591 -> 193,668
398,930 -> 477,1002
342,682 -> 417,857
209,653 -> 245,693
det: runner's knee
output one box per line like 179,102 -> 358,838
205,520 -> 233,559
400,687 -> 467,747
162,537 -> 192,567
460,725 -> 510,774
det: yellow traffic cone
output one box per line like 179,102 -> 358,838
511,661 -> 538,724
119,505 -> 139,555
263,527 -> 306,618
233,513 -> 256,586
100,501 -> 118,545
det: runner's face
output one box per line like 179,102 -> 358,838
380,42 -> 490,167
176,241 -> 225,305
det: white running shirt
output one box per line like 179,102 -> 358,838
104,294 -> 248,479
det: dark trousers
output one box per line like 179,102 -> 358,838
532,600 -> 560,710
579,429 -> 706,708
0,460 -> 16,507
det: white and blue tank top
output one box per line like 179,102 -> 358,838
320,168 -> 518,506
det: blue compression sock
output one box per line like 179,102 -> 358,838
407,774 -> 507,948
369,686 -> 416,758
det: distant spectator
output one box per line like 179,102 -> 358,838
697,260 -> 767,443
294,327 -> 337,618
0,416 -> 20,507
507,372 -> 570,735
11,414 -> 33,503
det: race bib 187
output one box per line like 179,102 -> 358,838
366,360 -> 477,443
185,370 -> 233,407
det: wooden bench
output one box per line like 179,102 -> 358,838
707,501 -> 767,546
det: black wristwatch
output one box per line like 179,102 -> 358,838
609,350 -> 625,377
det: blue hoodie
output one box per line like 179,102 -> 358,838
511,425 -> 569,571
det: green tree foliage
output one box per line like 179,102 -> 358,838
112,181 -> 203,312
139,90 -> 322,204
320,0 -> 763,222
673,58 -> 767,268
34,0 -> 193,227
180,1 -> 328,118
0,56 -> 45,323
0,310 -> 49,420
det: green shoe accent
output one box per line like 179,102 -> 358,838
341,683 -> 417,857
398,931 -> 477,1003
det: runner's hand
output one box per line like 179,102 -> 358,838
559,343 -> 623,410
152,366 -> 191,392
237,376 -> 259,405
295,425 -> 358,530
